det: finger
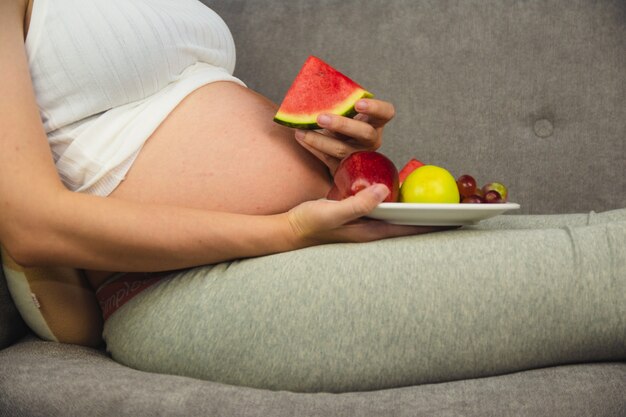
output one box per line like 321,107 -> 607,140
295,129 -> 361,162
354,99 -> 396,128
294,131 -> 340,173
316,113 -> 380,148
327,184 -> 389,227
353,113 -> 370,123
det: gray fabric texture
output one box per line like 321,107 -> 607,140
103,209 -> 626,392
0,258 -> 26,350
1,335 -> 625,417
207,0 -> 626,214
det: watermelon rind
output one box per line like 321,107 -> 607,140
274,89 -> 374,130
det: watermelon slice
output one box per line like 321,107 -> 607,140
273,56 -> 374,129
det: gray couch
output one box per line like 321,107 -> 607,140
1,0 -> 625,415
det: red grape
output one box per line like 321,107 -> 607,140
461,195 -> 483,204
456,174 -> 477,198
484,190 -> 503,203
482,182 -> 508,202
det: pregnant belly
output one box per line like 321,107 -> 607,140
109,81 -> 331,213
85,81 -> 331,288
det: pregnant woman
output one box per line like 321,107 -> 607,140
1,0 -> 624,392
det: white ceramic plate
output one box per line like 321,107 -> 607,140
366,202 -> 521,226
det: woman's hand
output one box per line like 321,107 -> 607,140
294,98 -> 395,175
285,184 -> 443,246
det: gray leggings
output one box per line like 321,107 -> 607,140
103,209 -> 626,392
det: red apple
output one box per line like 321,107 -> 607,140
398,158 -> 425,184
327,151 -> 399,202
326,184 -> 343,201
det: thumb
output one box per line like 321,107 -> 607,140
331,183 -> 389,225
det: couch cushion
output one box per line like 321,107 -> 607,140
0,265 -> 26,350
208,0 -> 626,214
1,336 -> 624,417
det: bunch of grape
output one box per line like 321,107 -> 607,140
456,175 -> 508,204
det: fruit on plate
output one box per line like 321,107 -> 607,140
400,165 -> 460,204
398,158 -> 425,184
457,175 -> 509,204
326,151 -> 399,203
482,182 -> 508,202
484,190 -> 504,204
456,174 -> 477,198
273,56 -> 374,129
461,195 -> 484,204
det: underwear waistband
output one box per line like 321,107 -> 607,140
96,272 -> 170,321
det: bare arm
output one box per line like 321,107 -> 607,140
0,2 -> 284,269
0,2 -> 431,272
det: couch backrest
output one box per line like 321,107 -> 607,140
208,0 -> 625,214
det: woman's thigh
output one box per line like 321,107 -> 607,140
103,218 -> 626,392
108,81 -> 331,215
474,207 -> 626,230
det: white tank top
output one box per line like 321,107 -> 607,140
26,0 -> 244,195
